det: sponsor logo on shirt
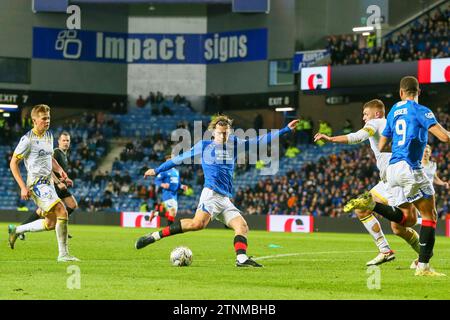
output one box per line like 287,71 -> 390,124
394,108 -> 408,117
425,112 -> 435,119
38,149 -> 52,157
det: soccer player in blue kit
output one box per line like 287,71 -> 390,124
346,76 -> 450,276
150,153 -> 189,226
135,115 -> 299,267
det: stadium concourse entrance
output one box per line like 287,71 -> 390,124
1,210 -> 448,237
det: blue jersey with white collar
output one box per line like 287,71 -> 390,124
382,100 -> 437,169
154,168 -> 181,202
154,126 -> 292,197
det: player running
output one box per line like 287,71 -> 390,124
314,99 -> 419,266
345,76 -> 450,276
148,153 -> 189,226
8,104 -> 79,262
422,144 -> 449,189
18,131 -> 78,240
135,115 -> 298,267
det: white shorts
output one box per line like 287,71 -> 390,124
386,160 -> 435,203
197,188 -> 242,226
30,178 -> 61,215
163,199 -> 178,211
370,181 -> 407,207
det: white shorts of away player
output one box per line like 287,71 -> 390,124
197,188 -> 242,226
370,180 -> 407,207
30,178 -> 62,216
386,160 -> 435,203
163,199 -> 178,211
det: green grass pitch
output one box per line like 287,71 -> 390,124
1,222 -> 449,300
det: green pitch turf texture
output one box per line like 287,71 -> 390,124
1,222 -> 449,300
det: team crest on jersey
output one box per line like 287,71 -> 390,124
38,149 -> 52,157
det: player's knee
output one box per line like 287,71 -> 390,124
241,220 -> 249,234
391,224 -> 403,236
45,218 -> 56,230
55,203 -> 68,218
235,219 -> 249,235
407,214 -> 417,227
355,209 -> 371,219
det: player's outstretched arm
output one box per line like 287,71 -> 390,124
314,133 -> 348,144
144,168 -> 156,178
433,173 -> 449,189
315,125 -> 374,145
144,141 -> 203,178
428,123 -> 450,144
239,119 -> 298,150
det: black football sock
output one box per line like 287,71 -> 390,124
21,212 -> 41,225
418,220 -> 436,264
373,203 -> 405,224
159,221 -> 183,239
67,207 -> 75,216
234,235 -> 248,256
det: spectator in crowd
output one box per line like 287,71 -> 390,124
136,95 -> 146,108
327,6 -> 449,66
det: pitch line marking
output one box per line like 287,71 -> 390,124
252,249 -> 450,261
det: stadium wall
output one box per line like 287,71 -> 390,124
206,1 -> 297,96
127,4 -> 207,99
0,1 -> 128,95
1,211 -> 448,236
296,0 -> 367,50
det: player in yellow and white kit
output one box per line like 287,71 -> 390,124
8,104 -> 79,262
315,99 -> 420,266
422,145 -> 449,189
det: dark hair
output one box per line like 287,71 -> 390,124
59,131 -> 70,138
400,76 -> 420,96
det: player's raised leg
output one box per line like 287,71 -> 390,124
344,192 -> 418,226
135,209 -> 209,249
8,209 -> 50,249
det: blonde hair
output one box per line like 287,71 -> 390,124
31,104 -> 50,120
208,114 -> 233,131
363,99 -> 385,114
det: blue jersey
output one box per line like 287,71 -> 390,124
382,100 -> 437,169
154,168 -> 181,202
155,126 -> 292,197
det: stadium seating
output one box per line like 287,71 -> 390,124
327,3 -> 449,65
